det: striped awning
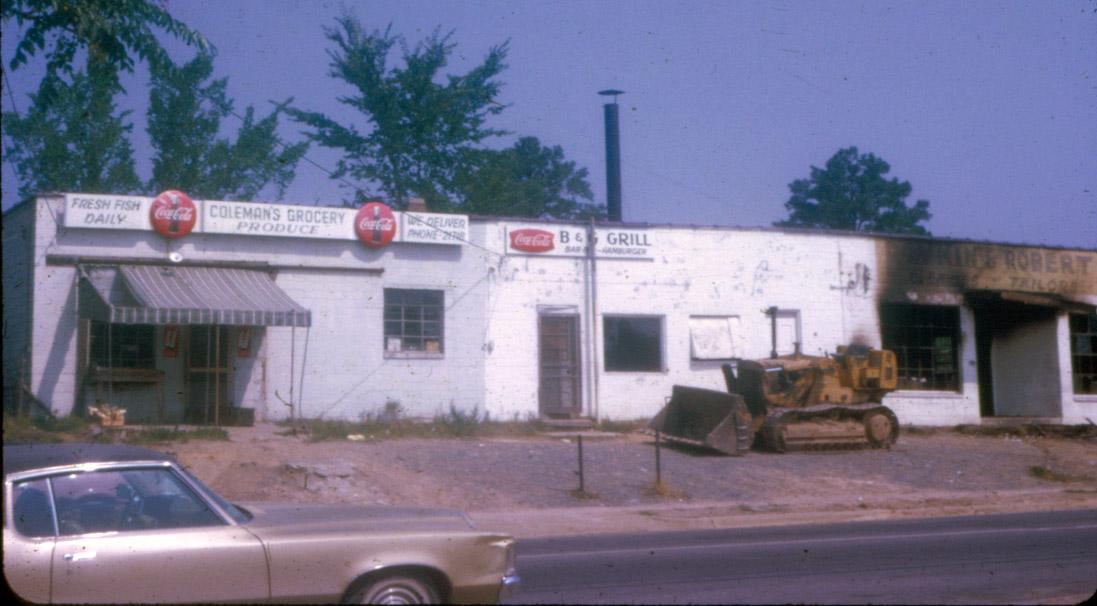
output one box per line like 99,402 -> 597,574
80,265 -> 311,327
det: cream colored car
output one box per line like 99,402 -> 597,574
3,443 -> 518,604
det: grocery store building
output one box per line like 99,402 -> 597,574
4,192 -> 1095,426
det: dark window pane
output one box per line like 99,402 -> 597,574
13,479 -> 53,537
89,322 -> 155,369
881,304 -> 960,391
1070,313 -> 1097,394
604,316 -> 662,372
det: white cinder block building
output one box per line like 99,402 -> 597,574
4,193 -> 1096,426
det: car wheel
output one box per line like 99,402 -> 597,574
347,574 -> 440,605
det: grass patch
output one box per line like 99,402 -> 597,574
1027,465 -> 1092,483
3,414 -> 89,443
569,488 -> 600,500
955,424 -> 1097,439
124,426 -> 229,444
294,405 -> 556,442
597,419 -> 649,434
644,481 -> 687,499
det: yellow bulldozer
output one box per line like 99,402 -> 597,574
650,344 -> 901,455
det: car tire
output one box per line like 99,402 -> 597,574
347,573 -> 441,605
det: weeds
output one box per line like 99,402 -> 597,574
3,414 -> 88,443
569,488 -> 600,500
1028,465 -> 1092,483
295,405 -> 555,441
597,419 -> 648,434
644,481 -> 686,499
124,427 -> 229,444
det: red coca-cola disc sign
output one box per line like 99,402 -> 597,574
355,202 -> 397,248
149,190 -> 197,239
509,228 -> 555,253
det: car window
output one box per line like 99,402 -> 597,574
12,478 -> 55,537
50,468 -> 225,535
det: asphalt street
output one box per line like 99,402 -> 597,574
505,509 -> 1097,604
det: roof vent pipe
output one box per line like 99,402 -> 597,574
599,90 -> 624,222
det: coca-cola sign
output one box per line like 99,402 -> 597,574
149,190 -> 197,239
354,201 -> 397,248
509,228 -> 555,253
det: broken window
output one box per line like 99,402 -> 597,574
89,322 -> 155,368
604,315 -> 663,372
1070,313 -> 1097,394
384,289 -> 444,356
880,304 -> 961,391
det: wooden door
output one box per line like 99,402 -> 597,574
539,315 -> 582,417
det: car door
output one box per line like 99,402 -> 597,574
5,478 -> 56,603
47,467 -> 268,604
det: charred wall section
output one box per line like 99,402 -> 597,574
876,240 -> 1097,304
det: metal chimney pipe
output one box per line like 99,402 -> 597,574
599,90 -> 624,221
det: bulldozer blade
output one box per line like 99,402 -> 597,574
650,385 -> 752,456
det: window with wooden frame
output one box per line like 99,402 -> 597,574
1070,313 -> 1097,395
880,304 -> 961,391
89,322 -> 155,369
383,289 -> 444,356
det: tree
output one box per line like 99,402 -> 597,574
288,15 -> 509,208
3,0 -> 210,76
2,63 -> 141,199
455,137 -> 603,218
775,147 -> 931,235
146,53 -> 308,200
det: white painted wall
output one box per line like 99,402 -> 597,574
480,222 -> 888,421
13,196 -> 1093,426
1058,312 -> 1097,424
24,196 -> 490,421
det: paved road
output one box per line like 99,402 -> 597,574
505,509 -> 1097,604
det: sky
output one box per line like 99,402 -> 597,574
2,0 -> 1095,248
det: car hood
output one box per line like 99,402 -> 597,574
236,502 -> 477,535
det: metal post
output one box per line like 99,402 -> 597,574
577,434 -> 585,493
587,218 -> 600,422
767,306 -> 779,359
655,430 -> 662,485
214,327 -> 221,427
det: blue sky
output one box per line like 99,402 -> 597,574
3,0 -> 1095,248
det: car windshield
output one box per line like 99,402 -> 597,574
178,467 -> 251,524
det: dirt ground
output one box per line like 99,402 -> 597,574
157,424 -> 1097,537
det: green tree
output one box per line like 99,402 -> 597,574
456,137 -> 602,218
3,0 -> 210,75
2,63 -> 141,199
775,147 -> 931,235
146,53 -> 308,200
288,16 -> 509,208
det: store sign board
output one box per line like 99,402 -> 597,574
877,240 -> 1097,300
64,194 -> 151,230
62,193 -> 469,247
204,200 -> 356,240
402,212 -> 469,244
504,224 -> 655,259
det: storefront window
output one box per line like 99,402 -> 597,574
880,304 -> 960,391
604,315 -> 663,372
89,322 -> 155,368
1070,313 -> 1097,394
383,289 -> 444,355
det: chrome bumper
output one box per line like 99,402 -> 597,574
500,573 -> 521,597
